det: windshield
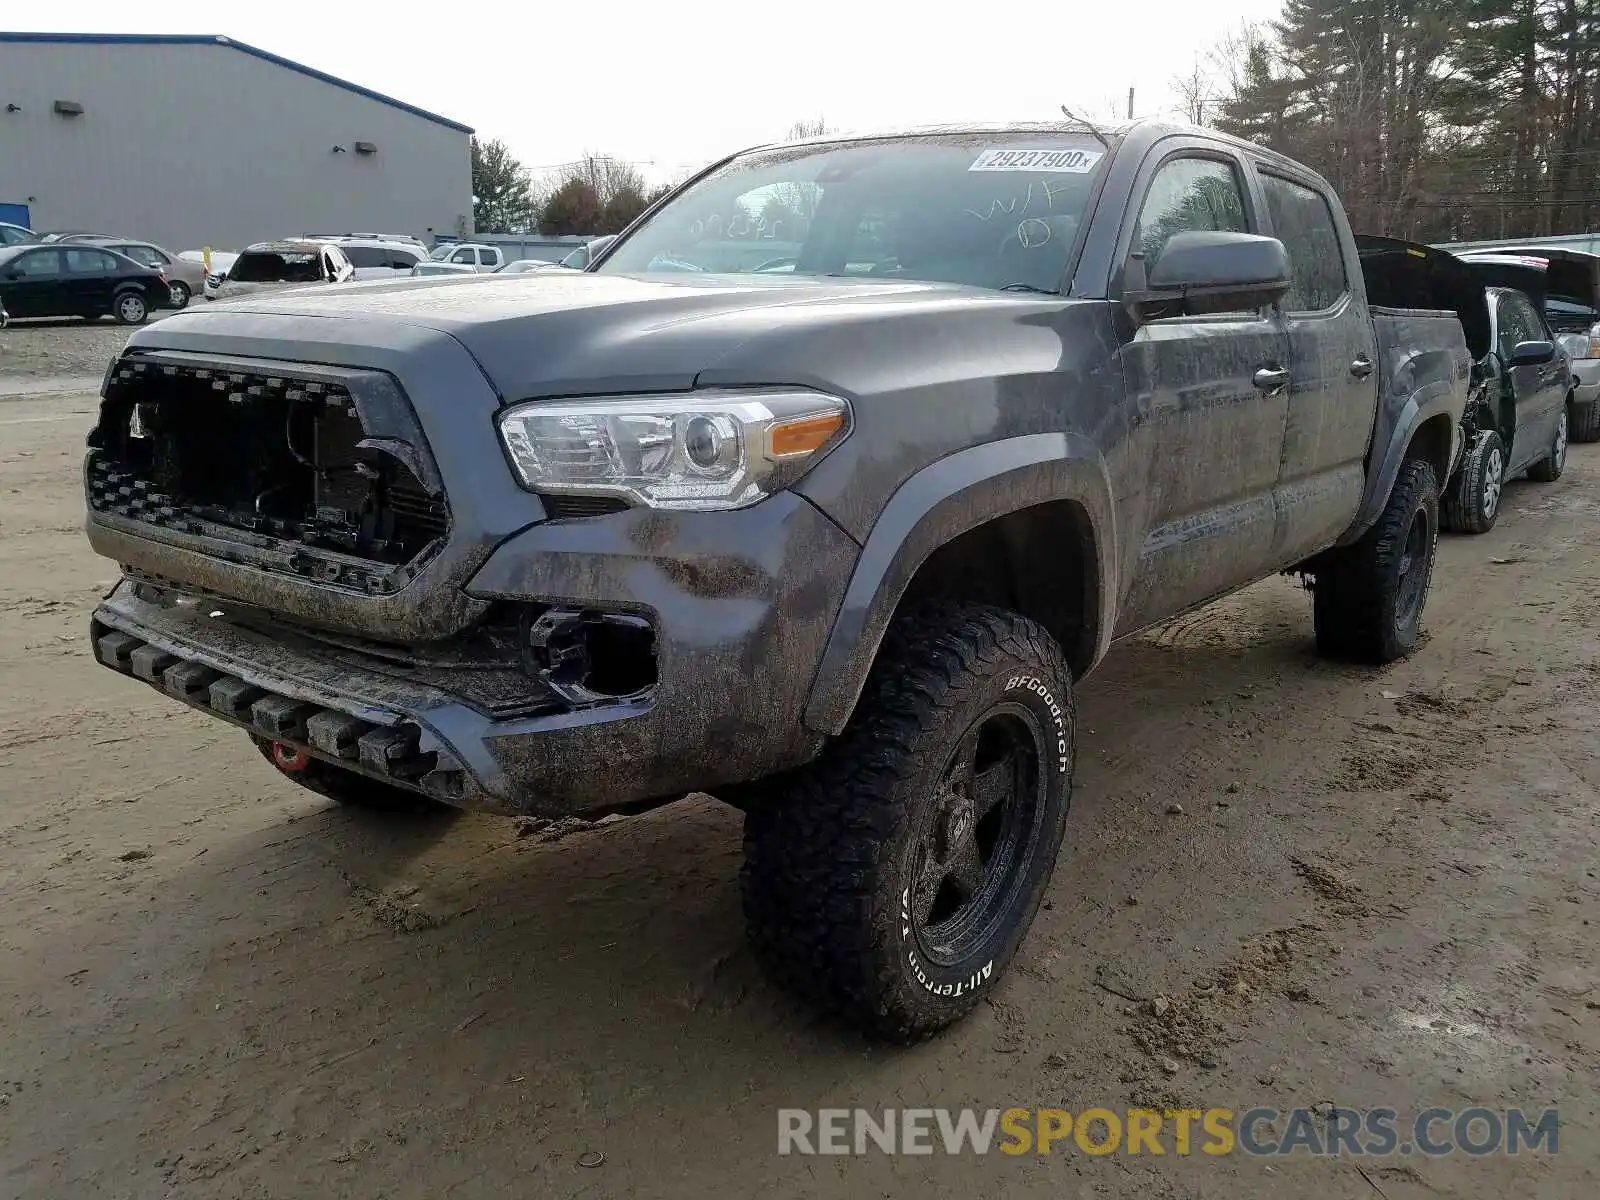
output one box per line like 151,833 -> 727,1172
229,251 -> 322,284
597,134 -> 1108,292
429,244 -> 460,260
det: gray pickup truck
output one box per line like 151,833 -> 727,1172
84,121 -> 1470,1040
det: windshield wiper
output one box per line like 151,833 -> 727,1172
998,283 -> 1057,294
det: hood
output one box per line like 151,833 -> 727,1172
174,271 -> 1047,401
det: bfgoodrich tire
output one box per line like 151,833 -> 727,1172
742,602 -> 1075,1042
1441,428 -> 1505,535
1313,458 -> 1440,664
252,736 -> 446,814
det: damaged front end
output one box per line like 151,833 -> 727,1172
87,354 -> 447,597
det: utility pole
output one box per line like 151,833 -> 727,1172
1128,87 -> 1135,120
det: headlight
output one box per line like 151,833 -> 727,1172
497,388 -> 850,511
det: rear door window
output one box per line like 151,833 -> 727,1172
1260,173 -> 1349,311
65,248 -> 117,274
342,245 -> 391,269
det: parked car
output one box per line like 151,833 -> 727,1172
409,261 -> 476,277
1451,246 -> 1600,444
425,242 -> 504,272
494,259 -> 559,274
558,234 -> 616,269
207,240 -> 354,302
84,120 -> 1470,1042
1,221 -> 33,246
0,242 -> 167,323
34,230 -> 116,243
293,235 -> 426,279
1359,235 -> 1572,534
72,237 -> 208,309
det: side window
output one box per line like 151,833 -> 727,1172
1498,294 -> 1543,356
481,248 -> 501,267
13,249 -> 61,276
1133,156 -> 1249,266
451,248 -> 475,264
342,246 -> 389,269
389,250 -> 419,269
65,248 -> 115,274
1261,173 -> 1349,311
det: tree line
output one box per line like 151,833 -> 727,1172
470,119 -> 832,238
1184,0 -> 1600,243
470,138 -> 673,236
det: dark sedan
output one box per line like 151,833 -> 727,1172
0,243 -> 169,324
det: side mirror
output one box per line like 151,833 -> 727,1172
1508,339 -> 1556,367
1138,230 -> 1292,314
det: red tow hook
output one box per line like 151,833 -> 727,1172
270,741 -> 311,772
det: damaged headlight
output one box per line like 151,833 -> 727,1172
496,389 -> 851,511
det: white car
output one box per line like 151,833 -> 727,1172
425,242 -> 506,272
206,240 -> 355,302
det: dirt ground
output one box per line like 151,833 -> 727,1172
1,322 -> 1596,1199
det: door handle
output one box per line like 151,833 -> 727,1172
1253,366 -> 1291,395
1350,356 -> 1375,379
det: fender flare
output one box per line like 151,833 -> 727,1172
801,433 -> 1117,736
1339,379 -> 1461,546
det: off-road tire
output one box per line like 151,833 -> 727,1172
1312,458 -> 1439,663
741,602 -> 1075,1043
251,736 -> 446,813
1527,404 -> 1570,482
1572,399 -> 1600,444
1441,428 -> 1505,535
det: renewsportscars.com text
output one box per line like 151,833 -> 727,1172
778,1106 -> 1559,1157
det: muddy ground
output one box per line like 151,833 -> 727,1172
1,322 -> 1596,1199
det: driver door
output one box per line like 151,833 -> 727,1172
1496,290 -> 1566,474
1113,148 -> 1291,634
2,247 -> 64,317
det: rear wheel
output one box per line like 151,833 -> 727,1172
252,736 -> 446,813
742,602 -> 1075,1042
168,281 -> 191,309
113,289 -> 148,325
1313,458 -> 1439,663
1527,404 -> 1570,482
1441,428 -> 1505,535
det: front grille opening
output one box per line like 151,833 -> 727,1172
89,360 -> 445,568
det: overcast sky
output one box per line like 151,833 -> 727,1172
16,1 -> 1285,184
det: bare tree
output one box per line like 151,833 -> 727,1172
786,117 -> 830,141
1172,56 -> 1218,125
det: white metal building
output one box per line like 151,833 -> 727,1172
0,32 -> 474,250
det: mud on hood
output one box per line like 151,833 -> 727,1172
187,271 -> 1034,402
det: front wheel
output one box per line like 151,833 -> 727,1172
1441,428 -> 1505,535
113,290 -> 149,325
742,603 -> 1074,1042
1527,405 -> 1569,482
1313,458 -> 1439,663
168,281 -> 191,309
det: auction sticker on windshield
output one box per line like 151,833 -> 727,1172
969,148 -> 1105,173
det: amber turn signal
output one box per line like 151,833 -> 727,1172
769,411 -> 846,457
